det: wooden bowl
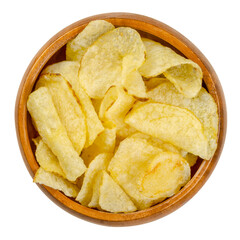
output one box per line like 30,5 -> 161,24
15,12 -> 227,226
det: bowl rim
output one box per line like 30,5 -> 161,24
15,12 -> 227,226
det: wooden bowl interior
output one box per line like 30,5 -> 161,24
16,13 -> 226,226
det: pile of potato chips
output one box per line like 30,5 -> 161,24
27,20 -> 219,213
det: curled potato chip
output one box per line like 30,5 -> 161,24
33,138 -> 65,178
76,153 -> 112,206
125,102 -> 208,159
139,38 -> 202,98
79,27 -> 145,98
34,167 -> 79,198
140,152 -> 190,198
99,86 -> 135,130
98,170 -> 137,213
66,20 -> 115,62
36,73 -> 86,154
148,82 -> 218,159
81,128 -> 116,166
27,87 -> 86,181
108,136 -> 164,209
42,61 -> 104,147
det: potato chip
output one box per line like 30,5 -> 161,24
144,77 -> 167,91
76,153 -> 112,206
139,38 -> 202,98
99,170 -> 137,213
140,152 -> 190,198
148,82 -> 218,159
34,167 -> 79,198
123,70 -> 147,98
181,151 -> 198,167
42,61 -> 104,147
91,98 -> 102,115
108,136 -> 164,209
27,87 -> 86,181
88,170 -> 103,209
81,128 -> 116,166
79,27 -> 145,98
99,86 -> 135,130
36,73 -> 86,154
115,125 -> 137,141
131,132 -> 198,166
125,102 -> 208,159
33,137 -> 65,178
66,20 -> 115,62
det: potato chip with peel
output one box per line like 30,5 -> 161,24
33,138 -> 66,178
66,20 -> 115,62
108,137 -> 165,209
34,167 -> 79,198
27,87 -> 86,181
42,61 -> 104,147
148,82 -> 218,159
99,170 -> 137,213
99,86 -> 135,131
81,128 -> 116,167
36,73 -> 86,154
140,152 -> 190,198
79,27 -> 145,98
139,38 -> 202,98
125,102 -> 208,159
76,153 -> 112,206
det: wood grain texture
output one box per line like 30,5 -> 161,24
15,12 -> 227,226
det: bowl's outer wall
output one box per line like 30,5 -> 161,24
15,12 -> 227,226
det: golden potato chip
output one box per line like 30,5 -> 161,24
131,132 -> 198,166
123,70 -> 147,98
98,170 -> 137,213
148,82 -> 218,159
81,128 -> 116,166
131,132 -> 177,152
34,167 -> 79,198
36,73 -> 86,154
108,136 -> 164,209
79,27 -> 145,98
140,152 -> 190,198
181,151 -> 198,167
66,20 -> 115,62
88,170 -> 103,209
99,86 -> 135,134
76,153 -> 112,206
33,137 -> 65,178
42,61 -> 104,147
125,102 -> 208,159
139,38 -> 202,98
115,125 -> 137,141
91,98 -> 102,115
99,87 -> 118,120
144,77 -> 167,91
27,87 -> 86,181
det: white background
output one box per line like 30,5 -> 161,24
1,0 -> 239,239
